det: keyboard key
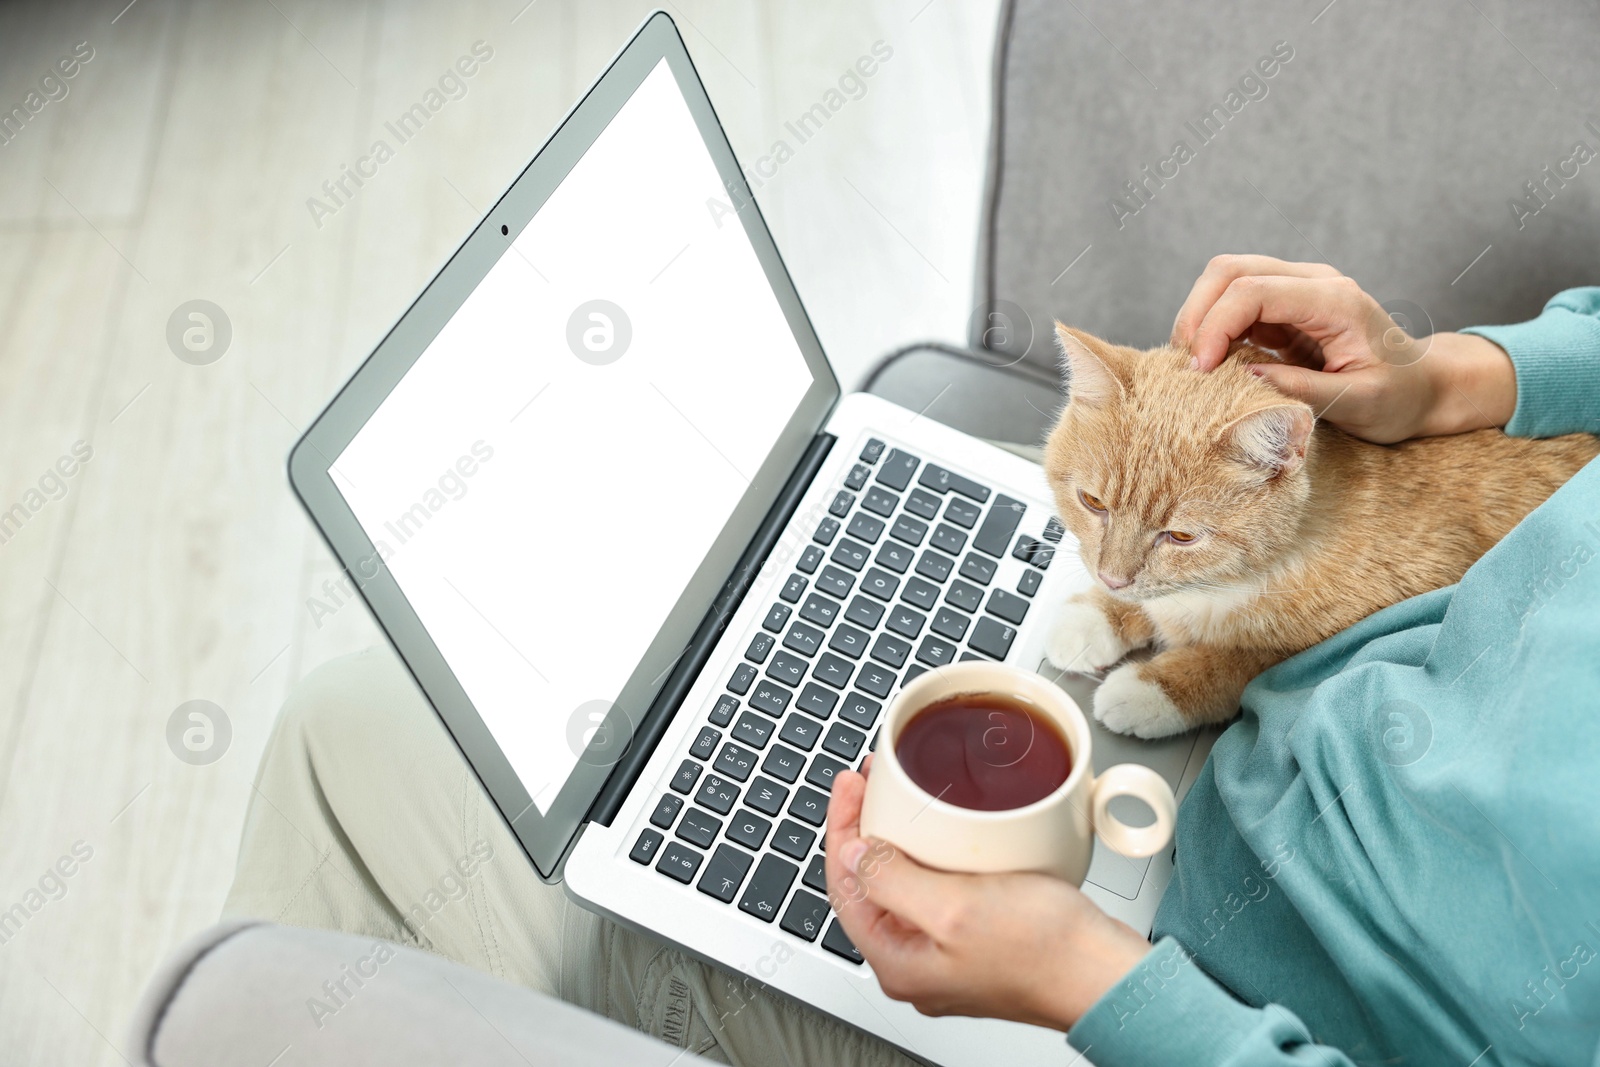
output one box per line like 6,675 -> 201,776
1013,535 -> 1054,569
831,538 -> 870,572
650,793 -> 684,829
806,754 -> 848,792
960,651 -> 988,662
797,682 -> 838,719
779,713 -> 822,751
631,828 -> 664,864
697,843 -> 753,903
930,607 -> 970,642
890,514 -> 928,546
728,663 -> 757,695
766,651 -> 807,687
745,632 -> 774,664
901,577 -> 940,610
815,566 -> 854,599
959,552 -> 997,585
844,463 -> 870,491
931,524 -> 968,556
917,464 -> 991,501
779,574 -> 807,604
709,694 -> 739,727
915,635 -> 958,668
732,712 -> 773,749
812,653 -> 854,690
874,540 -> 913,574
822,919 -> 863,964
745,776 -> 789,817
856,663 -> 896,699
762,604 -> 792,633
886,605 -> 926,639
1017,569 -> 1042,597
945,579 -> 983,613
783,621 -> 824,657
803,854 -> 828,895
823,722 -> 866,762
905,488 -> 941,520
915,550 -> 954,583
846,513 -> 885,544
904,664 -> 927,686
828,623 -> 870,660
772,819 -> 817,861
799,592 -> 840,628
862,486 -> 899,517
695,774 -> 740,814
860,568 -> 900,602
780,889 -> 831,943
656,841 -> 703,884
813,518 -> 840,545
860,438 -> 885,463
797,545 -> 824,574
973,495 -> 1025,557
689,727 -> 721,761
869,632 -> 910,668
676,807 -> 721,849
749,680 -> 792,717
714,742 -> 758,782
876,449 -> 920,491
671,760 -> 703,795
969,616 -> 1018,659
761,744 -> 805,783
789,786 -> 830,826
944,497 -> 981,529
739,854 -> 799,923
986,588 -> 1030,624
1043,516 -> 1066,542
829,490 -> 855,518
844,595 -> 885,628
839,692 -> 882,729
726,809 -> 772,851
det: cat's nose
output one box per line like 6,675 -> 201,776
1098,571 -> 1132,590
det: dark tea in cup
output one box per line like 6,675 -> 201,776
895,692 -> 1073,811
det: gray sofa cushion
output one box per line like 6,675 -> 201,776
129,922 -> 705,1067
976,0 -> 1600,372
861,343 -> 1064,446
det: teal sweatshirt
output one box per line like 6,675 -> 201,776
1069,288 -> 1600,1067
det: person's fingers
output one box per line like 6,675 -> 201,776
843,838 -> 978,936
1249,362 -> 1354,417
1171,256 -> 1339,348
1190,275 -> 1363,371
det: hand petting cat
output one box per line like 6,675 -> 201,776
1042,256 -> 1597,738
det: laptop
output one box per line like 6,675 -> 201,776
289,13 -> 1214,1065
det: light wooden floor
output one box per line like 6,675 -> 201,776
0,1 -> 999,1061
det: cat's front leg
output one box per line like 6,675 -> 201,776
1045,588 -> 1155,673
1093,644 -> 1283,739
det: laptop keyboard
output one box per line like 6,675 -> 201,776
627,435 -> 1062,965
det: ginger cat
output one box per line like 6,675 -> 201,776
1042,324 -> 1599,738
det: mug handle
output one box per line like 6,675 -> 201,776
1090,764 -> 1178,858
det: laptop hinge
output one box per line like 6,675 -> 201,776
586,430 -> 837,827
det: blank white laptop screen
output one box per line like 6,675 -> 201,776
332,59 -> 815,814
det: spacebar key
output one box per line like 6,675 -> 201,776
972,495 -> 1025,558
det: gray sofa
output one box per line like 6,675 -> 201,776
133,1 -> 1600,1063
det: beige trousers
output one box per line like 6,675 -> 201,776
223,644 -> 918,1066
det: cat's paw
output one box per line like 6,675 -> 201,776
1046,598 -> 1129,673
1093,665 -> 1189,739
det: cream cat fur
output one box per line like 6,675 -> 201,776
1042,324 -> 1599,738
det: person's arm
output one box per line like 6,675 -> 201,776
1460,287 -> 1600,437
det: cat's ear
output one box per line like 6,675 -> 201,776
1219,402 -> 1314,476
1055,323 -> 1127,407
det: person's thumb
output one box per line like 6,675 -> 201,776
1250,362 -> 1345,415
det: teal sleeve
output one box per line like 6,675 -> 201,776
1460,286 -> 1600,437
1067,939 -> 1356,1067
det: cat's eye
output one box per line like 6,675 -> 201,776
1164,530 -> 1198,545
1078,490 -> 1107,513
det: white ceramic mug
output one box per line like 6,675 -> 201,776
859,660 -> 1177,885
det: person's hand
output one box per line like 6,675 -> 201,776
824,757 -> 1150,1031
1170,254 -> 1516,443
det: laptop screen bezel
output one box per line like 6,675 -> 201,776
287,11 -> 841,880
